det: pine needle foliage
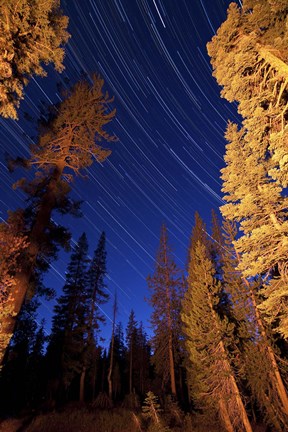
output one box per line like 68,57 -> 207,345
207,0 -> 288,337
147,224 -> 185,396
0,0 -> 70,119
142,391 -> 171,432
0,75 -> 117,365
47,233 -> 90,389
182,214 -> 253,432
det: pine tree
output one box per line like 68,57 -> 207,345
182,215 -> 252,432
0,75 -> 117,364
112,322 -> 126,399
46,233 -> 89,397
86,232 -> 108,346
0,215 -> 27,357
126,309 -> 138,395
207,1 -> 288,337
142,391 -> 171,432
0,0 -> 69,119
147,224 -> 184,397
136,322 -> 151,396
108,293 -> 117,401
222,219 -> 288,430
80,231 -> 109,400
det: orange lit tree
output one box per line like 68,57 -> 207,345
0,75 -> 117,364
207,0 -> 288,337
207,0 -> 288,421
0,0 -> 69,119
182,214 -> 252,432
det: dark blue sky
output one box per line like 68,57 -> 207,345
0,0 -> 241,342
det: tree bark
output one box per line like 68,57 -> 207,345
108,295 -> 117,400
168,329 -> 176,395
163,236 -> 177,396
79,367 -> 86,402
208,290 -> 252,432
129,342 -> 133,394
219,399 -> 234,432
235,248 -> 288,417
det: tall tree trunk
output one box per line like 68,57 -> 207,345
91,362 -> 97,400
129,343 -> 133,394
219,340 -> 253,432
219,399 -> 234,432
234,248 -> 288,416
107,334 -> 114,400
0,166 -> 63,365
208,293 -> 253,432
163,238 -> 176,396
79,367 -> 86,402
108,294 -> 117,400
168,329 -> 176,396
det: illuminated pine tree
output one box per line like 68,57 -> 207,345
0,0 -> 69,119
0,75 -> 116,365
182,215 -> 252,432
147,224 -> 185,397
207,1 -> 288,337
0,214 -> 27,357
222,219 -> 288,431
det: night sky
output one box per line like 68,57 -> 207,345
0,0 -> 241,341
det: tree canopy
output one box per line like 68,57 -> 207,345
207,0 -> 288,336
0,0 -> 69,119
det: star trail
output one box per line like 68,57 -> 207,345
0,0 -> 242,338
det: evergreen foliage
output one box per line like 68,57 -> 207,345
87,232 -> 109,338
182,213 -> 252,432
0,75 -> 117,365
0,0 -> 69,119
126,309 -> 138,394
222,219 -> 288,430
147,224 -> 185,396
47,233 -> 89,391
0,216 -> 27,356
207,0 -> 288,337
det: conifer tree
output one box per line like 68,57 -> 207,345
46,233 -> 89,396
126,309 -> 138,395
108,293 -> 117,400
80,231 -> 109,400
0,216 -> 27,357
86,232 -> 109,347
142,391 -> 171,432
147,224 -> 184,397
136,322 -> 151,396
207,1 -> 288,337
0,75 -> 117,364
222,219 -> 288,430
182,215 -> 252,432
0,0 -> 69,119
112,322 -> 126,399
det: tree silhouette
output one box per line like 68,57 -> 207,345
0,75 -> 117,364
147,224 -> 184,397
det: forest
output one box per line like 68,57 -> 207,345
0,0 -> 288,431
